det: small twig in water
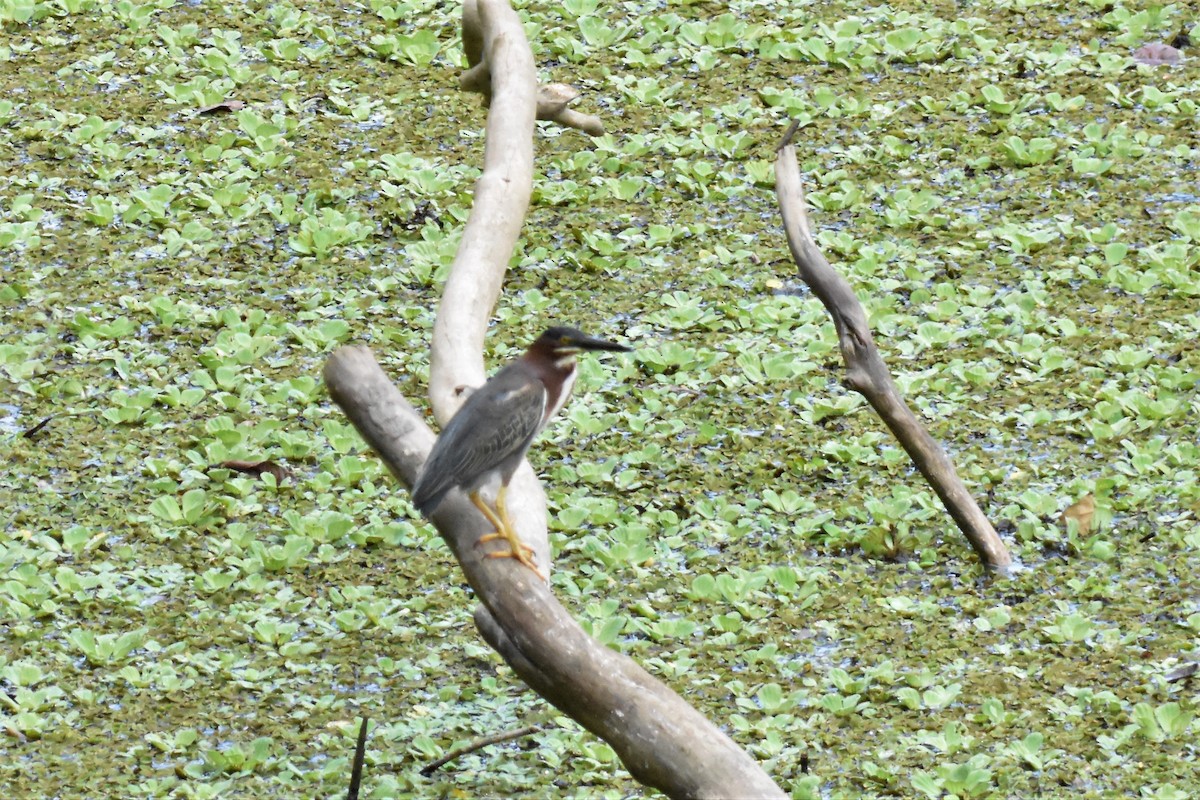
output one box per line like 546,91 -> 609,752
419,724 -> 546,777
775,118 -> 801,152
346,716 -> 369,800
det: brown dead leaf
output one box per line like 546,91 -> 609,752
195,99 -> 247,116
1061,493 -> 1096,534
1133,43 -> 1182,65
220,459 -> 290,482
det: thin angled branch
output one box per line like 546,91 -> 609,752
774,124 -> 1012,572
346,716 -> 369,800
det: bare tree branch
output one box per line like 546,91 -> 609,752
460,0 -> 604,136
346,716 -> 369,800
430,0 -> 551,571
325,3 -> 787,795
774,126 -> 1013,572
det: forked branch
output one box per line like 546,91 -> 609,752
323,1 -> 785,796
774,122 -> 1012,572
323,349 -> 785,799
460,0 -> 604,136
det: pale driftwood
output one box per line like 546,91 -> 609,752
324,1 -> 784,796
431,0 -> 534,415
773,123 -> 1012,572
461,0 -> 604,136
430,0 -> 550,571
324,349 -> 786,799
535,83 -> 605,136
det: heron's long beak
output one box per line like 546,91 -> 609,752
573,333 -> 632,353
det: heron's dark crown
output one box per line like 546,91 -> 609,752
530,326 -> 632,356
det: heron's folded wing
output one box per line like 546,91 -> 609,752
412,373 -> 546,510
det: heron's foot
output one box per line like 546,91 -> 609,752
468,490 -> 547,581
477,530 -> 535,554
483,540 -> 546,582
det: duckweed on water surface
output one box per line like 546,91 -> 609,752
1,0 -> 1198,797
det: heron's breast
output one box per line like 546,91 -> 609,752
541,366 -> 576,427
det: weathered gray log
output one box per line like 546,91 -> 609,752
774,122 -> 1012,572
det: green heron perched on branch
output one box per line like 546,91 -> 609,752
412,326 -> 632,579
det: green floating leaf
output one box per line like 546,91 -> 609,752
149,495 -> 183,523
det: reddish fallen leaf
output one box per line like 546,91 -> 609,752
1061,493 -> 1096,534
220,459 -> 290,482
1133,43 -> 1182,65
195,99 -> 247,116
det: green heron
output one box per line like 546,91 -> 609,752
411,326 -> 631,578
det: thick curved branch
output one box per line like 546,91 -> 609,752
774,124 -> 1012,572
324,348 -> 785,800
328,4 -> 783,795
429,0 -> 550,570
431,0 -> 534,415
328,5 -> 782,795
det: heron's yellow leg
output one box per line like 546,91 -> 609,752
470,488 -> 545,581
468,491 -> 509,540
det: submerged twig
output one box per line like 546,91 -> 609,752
346,715 -> 369,800
419,724 -> 546,776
